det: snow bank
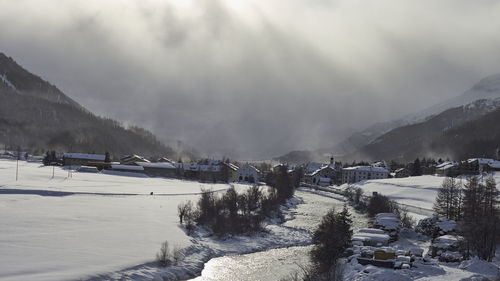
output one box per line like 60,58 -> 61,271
459,257 -> 500,278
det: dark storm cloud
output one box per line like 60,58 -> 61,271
1,0 -> 500,159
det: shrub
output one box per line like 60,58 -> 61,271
366,193 -> 397,217
156,241 -> 172,267
395,206 -> 416,228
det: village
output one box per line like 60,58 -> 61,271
3,148 -> 499,188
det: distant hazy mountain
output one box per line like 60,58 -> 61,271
275,73 -> 500,164
0,52 -> 184,160
353,98 -> 500,162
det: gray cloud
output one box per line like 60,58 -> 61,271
1,0 -> 500,159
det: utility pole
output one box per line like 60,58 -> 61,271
16,157 -> 19,181
52,165 -> 55,179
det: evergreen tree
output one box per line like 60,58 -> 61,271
310,205 -> 353,274
412,158 -> 422,176
461,176 -> 499,261
275,165 -> 293,203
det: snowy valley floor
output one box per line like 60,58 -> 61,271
0,159 -> 272,281
2,159 -> 500,281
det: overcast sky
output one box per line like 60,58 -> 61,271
1,0 -> 500,159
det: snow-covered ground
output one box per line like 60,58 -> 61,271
337,174 -> 500,219
3,159 -> 500,281
0,159 -> 268,281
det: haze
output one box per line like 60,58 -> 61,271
1,0 -> 500,159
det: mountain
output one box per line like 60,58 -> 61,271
336,74 -> 500,155
0,52 -> 185,160
275,73 -> 500,164
353,98 -> 500,162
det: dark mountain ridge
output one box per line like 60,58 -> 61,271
0,52 -> 183,160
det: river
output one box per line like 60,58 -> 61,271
188,189 -> 368,281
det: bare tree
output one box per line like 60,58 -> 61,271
177,201 -> 193,224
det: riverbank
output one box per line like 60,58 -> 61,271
88,195 -> 314,281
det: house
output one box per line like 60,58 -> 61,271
199,160 -> 222,182
488,160 -> 500,172
183,163 -> 200,179
395,168 -> 411,178
120,154 -> 150,165
110,164 -> 145,174
62,153 -> 106,166
221,162 -> 239,182
435,161 -> 459,177
466,158 -> 500,173
305,162 -> 327,175
341,166 -> 389,184
135,162 -> 176,178
236,164 -> 260,184
304,158 -> 343,186
307,166 -> 336,186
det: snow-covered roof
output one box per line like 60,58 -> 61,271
239,163 -> 260,173
311,165 -> 333,176
375,213 -> 400,231
76,166 -> 99,173
199,165 -> 221,172
433,235 -> 460,250
135,162 -> 176,169
467,158 -> 495,165
372,161 -> 387,168
436,161 -> 458,170
225,163 -> 239,171
184,163 -> 199,171
121,154 -> 150,163
358,228 -> 386,235
63,153 -> 105,161
305,162 -> 327,174
488,161 -> 500,169
157,157 -> 174,164
352,232 -> 390,245
111,165 -> 144,171
395,168 -> 409,173
342,166 -> 389,173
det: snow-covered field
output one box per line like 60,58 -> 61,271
338,174 -> 500,218
0,159 -> 262,281
3,159 -> 500,281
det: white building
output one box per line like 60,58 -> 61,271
342,166 -> 389,184
236,164 -> 260,184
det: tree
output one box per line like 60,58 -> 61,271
412,158 -> 422,176
104,151 -> 111,163
367,193 -> 397,217
275,165 -> 293,203
197,189 -> 217,225
177,201 -> 193,224
461,176 -> 500,261
310,205 -> 352,274
433,177 -> 462,221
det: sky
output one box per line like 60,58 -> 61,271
1,0 -> 500,159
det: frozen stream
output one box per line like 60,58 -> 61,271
188,189 -> 369,281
